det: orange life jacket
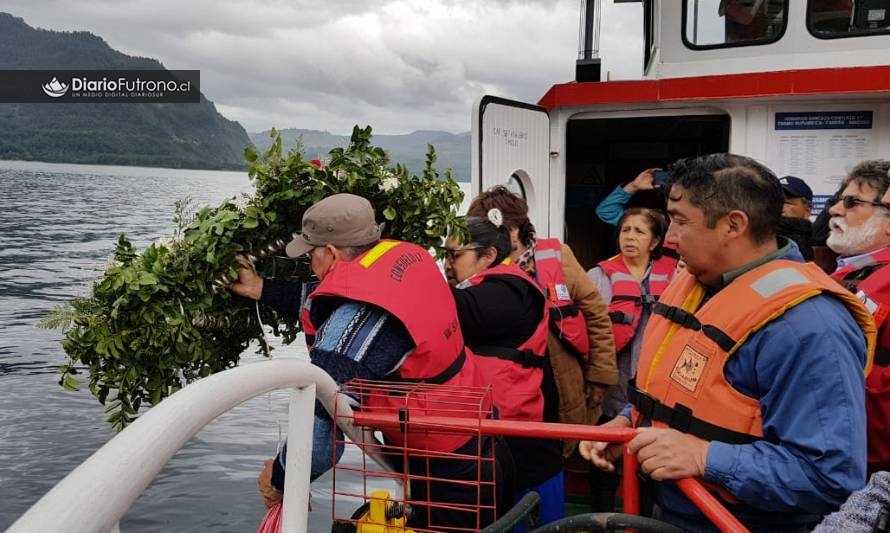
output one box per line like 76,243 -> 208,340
631,259 -> 875,457
598,254 -> 676,352
306,240 -> 486,453
533,238 -> 590,360
831,247 -> 890,472
464,262 -> 549,421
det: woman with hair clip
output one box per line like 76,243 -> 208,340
466,187 -> 618,461
445,211 -> 564,531
585,207 -> 677,511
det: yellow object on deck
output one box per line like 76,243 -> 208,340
355,490 -> 415,533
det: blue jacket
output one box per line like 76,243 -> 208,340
625,243 -> 868,531
595,186 -> 633,226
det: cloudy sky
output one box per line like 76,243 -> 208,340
4,0 -> 643,134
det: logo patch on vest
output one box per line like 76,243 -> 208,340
554,283 -> 571,301
670,345 -> 708,392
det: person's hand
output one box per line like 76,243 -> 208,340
586,382 -> 608,408
229,255 -> 264,300
258,458 -> 283,509
623,169 -> 659,194
579,415 -> 632,473
628,427 -> 709,481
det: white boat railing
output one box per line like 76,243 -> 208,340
7,359 -> 373,533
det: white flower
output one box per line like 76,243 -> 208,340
380,176 -> 400,192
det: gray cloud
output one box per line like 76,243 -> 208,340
5,0 -> 643,134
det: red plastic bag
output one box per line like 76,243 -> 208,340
257,502 -> 282,533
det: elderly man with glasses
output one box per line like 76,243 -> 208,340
828,159 -> 890,476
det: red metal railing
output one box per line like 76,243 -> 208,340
353,411 -> 749,533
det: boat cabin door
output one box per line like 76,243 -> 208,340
471,96 -> 551,235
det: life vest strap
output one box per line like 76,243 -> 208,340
548,303 -> 580,320
470,345 -> 546,369
609,311 -> 635,325
701,324 -> 737,353
652,303 -> 738,352
653,302 -> 701,329
386,348 -> 467,385
629,382 -> 759,445
611,294 -> 660,306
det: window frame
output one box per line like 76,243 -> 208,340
806,0 -> 890,40
681,0 -> 790,50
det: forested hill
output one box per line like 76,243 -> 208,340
250,129 -> 471,182
0,13 -> 251,170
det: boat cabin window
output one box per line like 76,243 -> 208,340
683,0 -> 788,48
808,0 -> 890,38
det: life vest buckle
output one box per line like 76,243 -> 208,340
608,311 -> 634,325
654,302 -> 701,330
639,294 -> 659,306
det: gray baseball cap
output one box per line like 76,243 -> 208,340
285,193 -> 383,257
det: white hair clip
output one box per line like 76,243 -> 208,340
487,208 -> 503,227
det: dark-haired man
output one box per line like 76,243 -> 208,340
581,154 -> 874,530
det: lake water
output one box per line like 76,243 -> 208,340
0,160 -> 379,532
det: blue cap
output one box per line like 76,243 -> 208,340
779,176 -> 813,202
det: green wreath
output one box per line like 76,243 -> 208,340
41,126 -> 467,430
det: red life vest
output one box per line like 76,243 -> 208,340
464,262 -> 549,421
598,254 -> 676,352
831,247 -> 890,472
300,282 -> 318,348
306,240 -> 486,452
533,238 -> 590,360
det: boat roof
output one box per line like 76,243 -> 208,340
538,65 -> 890,111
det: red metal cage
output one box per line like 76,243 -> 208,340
331,378 -> 748,533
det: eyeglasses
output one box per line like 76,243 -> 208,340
444,246 -> 484,262
837,195 -> 886,210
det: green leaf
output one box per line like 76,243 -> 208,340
53,123 -> 466,430
61,373 -> 82,392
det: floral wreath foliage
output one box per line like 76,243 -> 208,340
42,126 -> 467,430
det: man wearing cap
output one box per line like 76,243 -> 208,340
230,193 -> 507,529
780,175 -> 814,219
776,175 -> 816,261
828,160 -> 890,475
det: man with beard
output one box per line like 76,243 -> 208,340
829,159 -> 890,475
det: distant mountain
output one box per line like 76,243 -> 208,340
250,128 -> 471,182
0,13 -> 250,170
